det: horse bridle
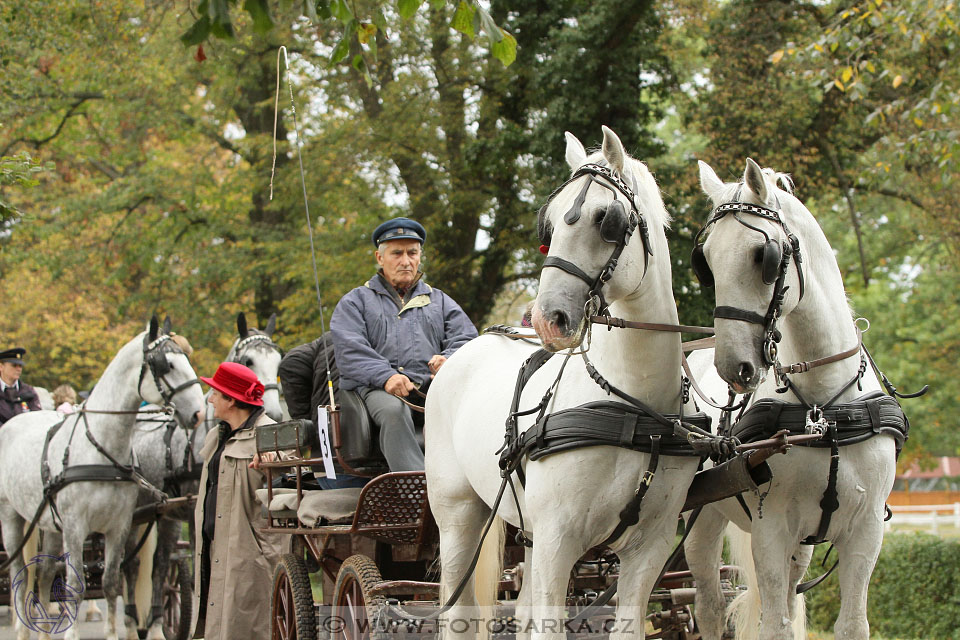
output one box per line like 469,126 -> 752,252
538,162 -> 652,314
691,189 -> 805,368
230,333 -> 282,393
138,335 -> 201,406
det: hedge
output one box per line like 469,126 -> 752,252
804,532 -> 960,639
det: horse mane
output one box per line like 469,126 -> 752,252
170,333 -> 194,357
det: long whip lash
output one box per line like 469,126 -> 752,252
271,46 -> 336,407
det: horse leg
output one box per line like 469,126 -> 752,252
2,508 -> 31,640
60,526 -> 88,640
122,526 -> 142,640
832,513 -> 883,640
433,492 -> 493,640
146,519 -> 179,640
513,545 -> 533,640
786,544 -> 811,637
35,531 -> 63,640
750,520 -> 794,640
683,506 -> 730,640
528,524 -> 586,640
102,522 -> 132,640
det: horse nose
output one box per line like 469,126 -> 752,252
738,362 -> 755,386
549,309 -> 571,335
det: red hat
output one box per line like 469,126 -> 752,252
201,361 -> 264,406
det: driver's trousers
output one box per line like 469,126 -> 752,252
359,387 -> 425,471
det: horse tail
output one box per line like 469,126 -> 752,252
134,524 -> 158,628
22,522 -> 38,592
727,526 -> 807,640
474,515 -> 505,638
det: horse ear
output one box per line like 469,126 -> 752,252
601,126 -> 625,175
265,313 -> 277,337
698,160 -> 725,202
564,131 -> 586,169
148,315 -> 160,342
744,157 -> 768,203
237,312 -> 248,338
162,315 -> 172,335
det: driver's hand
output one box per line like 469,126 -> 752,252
385,373 -> 416,397
428,354 -> 447,376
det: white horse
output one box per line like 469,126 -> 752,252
683,159 -> 906,640
426,126 -> 704,639
0,317 -> 206,640
124,312 -> 282,639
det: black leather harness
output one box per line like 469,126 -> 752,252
726,392 -> 908,544
496,345 -> 716,548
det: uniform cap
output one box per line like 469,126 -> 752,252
372,217 -> 426,247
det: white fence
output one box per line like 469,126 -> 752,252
885,502 -> 960,534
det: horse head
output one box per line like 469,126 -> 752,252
532,126 -> 665,352
228,312 -> 283,421
696,158 -> 810,392
140,315 -> 206,428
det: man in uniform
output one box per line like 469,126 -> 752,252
331,217 -> 478,471
0,347 -> 42,426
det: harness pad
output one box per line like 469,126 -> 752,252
729,392 -> 908,453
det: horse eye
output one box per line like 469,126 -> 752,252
244,358 -> 254,367
595,210 -> 607,226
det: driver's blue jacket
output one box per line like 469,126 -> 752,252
330,274 -> 477,391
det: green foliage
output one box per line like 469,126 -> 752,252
180,0 -> 517,67
806,533 -> 960,639
0,152 -> 54,220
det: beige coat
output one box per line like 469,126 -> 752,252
190,412 -> 285,639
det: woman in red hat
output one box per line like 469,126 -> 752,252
190,361 -> 282,640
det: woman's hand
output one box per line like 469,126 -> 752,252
249,451 -> 277,469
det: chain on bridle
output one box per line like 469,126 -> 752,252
138,335 -> 201,406
691,188 -> 806,372
537,162 -> 653,314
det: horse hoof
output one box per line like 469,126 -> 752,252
147,621 -> 166,640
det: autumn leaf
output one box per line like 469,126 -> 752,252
770,49 -> 784,64
892,74 -> 903,88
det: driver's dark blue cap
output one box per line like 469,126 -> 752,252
372,217 -> 426,247
0,347 -> 26,365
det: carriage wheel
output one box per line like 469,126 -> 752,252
162,558 -> 193,640
332,555 -> 387,640
273,552 -> 317,640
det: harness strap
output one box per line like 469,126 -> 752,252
714,306 -> 766,325
779,330 -> 863,376
600,435 -> 661,547
803,425 -> 840,545
591,316 -> 715,335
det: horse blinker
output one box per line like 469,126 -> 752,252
600,200 -> 628,244
691,244 -> 714,288
760,239 -> 782,285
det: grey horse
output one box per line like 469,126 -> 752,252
123,312 -> 282,639
0,317 -> 205,640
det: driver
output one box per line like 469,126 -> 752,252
330,217 -> 477,471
